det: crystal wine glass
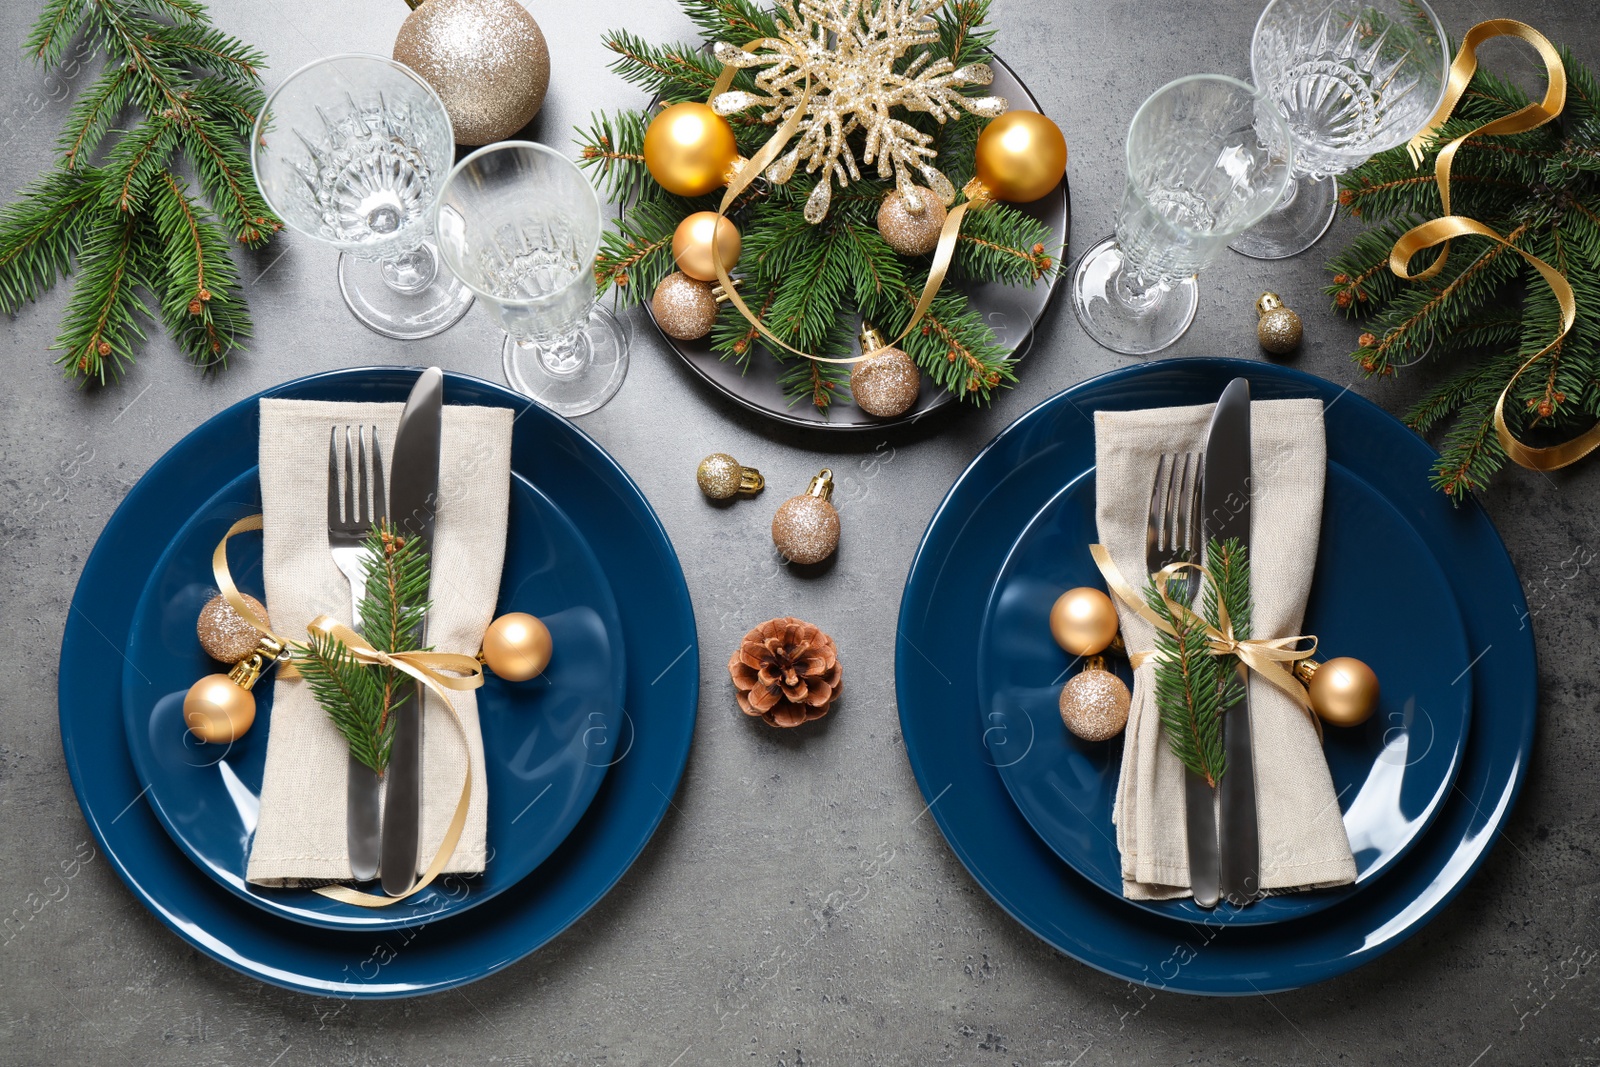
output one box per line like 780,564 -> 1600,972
434,142 -> 630,416
251,54 -> 473,340
1230,0 -> 1448,259
1072,75 -> 1294,356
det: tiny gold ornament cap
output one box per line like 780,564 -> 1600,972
1255,291 -> 1304,355
697,453 -> 765,499
1295,656 -> 1380,727
772,469 -> 840,564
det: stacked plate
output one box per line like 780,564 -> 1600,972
60,368 -> 699,996
895,357 -> 1536,994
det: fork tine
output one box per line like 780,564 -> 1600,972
1163,452 -> 1183,555
1174,453 -> 1193,560
1148,453 -> 1170,556
356,427 -> 370,528
1190,452 -> 1206,556
328,427 -> 341,527
372,427 -> 387,524
343,427 -> 356,527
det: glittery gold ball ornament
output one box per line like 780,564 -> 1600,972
1255,292 -> 1303,355
771,469 -> 840,565
1299,657 -> 1380,728
850,323 -> 920,418
197,591 -> 270,664
672,212 -> 741,282
393,0 -> 550,146
481,612 -> 552,682
1058,656 -> 1131,741
876,190 -> 947,256
652,271 -> 719,340
1049,587 -> 1119,656
644,102 -> 740,198
697,453 -> 765,499
974,111 -> 1068,204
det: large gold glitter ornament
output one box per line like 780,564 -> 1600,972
850,322 -> 920,417
1058,656 -> 1130,741
772,469 -> 840,564
711,0 -> 1005,223
197,591 -> 270,664
1255,292 -> 1303,355
876,189 -> 946,256
697,453 -> 765,499
652,272 -> 719,340
672,212 -> 742,282
973,111 -> 1068,204
643,102 -> 741,198
393,0 -> 550,146
480,612 -> 552,682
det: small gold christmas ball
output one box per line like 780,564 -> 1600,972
672,212 -> 741,282
876,190 -> 947,255
652,271 -> 718,340
1308,657 -> 1380,727
393,0 -> 550,146
197,592 -> 270,664
772,494 -> 840,565
975,111 -> 1068,203
184,674 -> 256,744
697,452 -> 765,499
1255,292 -> 1303,355
849,347 -> 921,417
1049,587 -> 1119,656
482,612 -> 553,682
1059,662 -> 1131,741
644,102 -> 739,198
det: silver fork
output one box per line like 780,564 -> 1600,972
327,425 -> 385,882
1145,451 -> 1220,908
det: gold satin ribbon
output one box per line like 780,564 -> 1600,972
1088,545 -> 1323,741
1390,20 -> 1595,472
211,515 -> 483,907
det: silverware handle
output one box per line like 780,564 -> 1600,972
1185,770 -> 1220,908
1219,666 -> 1260,905
380,682 -> 424,896
347,761 -> 381,881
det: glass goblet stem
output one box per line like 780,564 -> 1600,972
379,242 -> 441,295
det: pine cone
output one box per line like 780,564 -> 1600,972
728,617 -> 842,728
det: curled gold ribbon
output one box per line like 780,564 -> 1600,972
211,515 -> 482,907
1088,545 -> 1323,740
1390,21 -> 1596,472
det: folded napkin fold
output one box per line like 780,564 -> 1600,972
246,399 -> 513,887
1099,399 -> 1356,900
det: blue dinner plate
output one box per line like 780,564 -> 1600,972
60,368 -> 698,996
121,460 -> 626,930
897,357 -> 1535,995
977,442 -> 1471,924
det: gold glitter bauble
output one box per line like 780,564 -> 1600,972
393,0 -> 550,146
652,272 -> 719,340
644,102 -> 739,198
772,470 -> 839,564
197,591 -> 270,664
696,453 -> 764,499
184,674 -> 256,744
1058,659 -> 1130,741
481,612 -> 552,682
1255,292 -> 1303,355
876,190 -> 946,256
1048,587 -> 1118,657
1304,657 -> 1379,727
672,212 -> 742,282
849,347 -> 920,417
975,111 -> 1068,204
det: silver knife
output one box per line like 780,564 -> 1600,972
1202,377 -> 1261,906
381,367 -> 443,896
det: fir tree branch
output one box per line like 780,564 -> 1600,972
50,210 -> 152,383
0,170 -> 97,312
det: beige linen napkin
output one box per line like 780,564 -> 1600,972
1099,399 -> 1356,900
245,398 -> 513,886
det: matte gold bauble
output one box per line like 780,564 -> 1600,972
772,470 -> 840,564
850,323 -> 921,417
974,111 -> 1068,203
1058,657 -> 1131,741
876,190 -> 947,256
652,271 -> 719,340
184,673 -> 256,744
1049,587 -> 1119,656
393,0 -> 550,146
1303,657 -> 1380,727
644,102 -> 739,197
481,612 -> 553,682
1255,292 -> 1303,355
696,453 -> 765,499
672,212 -> 742,282
197,591 -> 270,664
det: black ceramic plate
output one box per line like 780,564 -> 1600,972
643,55 -> 1070,432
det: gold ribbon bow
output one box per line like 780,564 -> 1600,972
1088,545 -> 1323,741
212,515 -> 483,908
1389,20 -> 1594,473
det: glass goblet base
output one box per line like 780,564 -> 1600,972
1071,236 -> 1199,356
1228,174 -> 1339,260
336,244 -> 475,340
502,305 -> 630,417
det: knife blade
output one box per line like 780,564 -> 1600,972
1202,376 -> 1260,906
381,367 -> 443,896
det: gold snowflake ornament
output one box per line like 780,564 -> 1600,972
712,0 -> 1006,224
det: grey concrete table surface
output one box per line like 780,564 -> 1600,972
2,1 -> 1597,1064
